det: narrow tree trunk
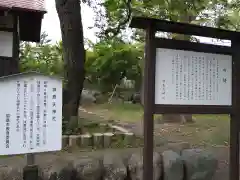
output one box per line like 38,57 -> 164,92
56,0 -> 85,121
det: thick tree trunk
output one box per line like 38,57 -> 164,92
56,0 -> 85,121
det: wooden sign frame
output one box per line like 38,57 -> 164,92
154,38 -> 233,114
130,16 -> 240,180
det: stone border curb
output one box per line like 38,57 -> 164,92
62,132 -> 135,149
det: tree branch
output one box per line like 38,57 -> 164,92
55,0 -> 68,9
104,0 -> 132,38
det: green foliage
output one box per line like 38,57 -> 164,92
85,38 -> 144,91
20,32 -> 143,92
214,0 -> 240,31
132,0 -> 235,41
91,0 -> 132,39
93,0 -> 238,41
20,32 -> 64,76
20,0 -> 240,94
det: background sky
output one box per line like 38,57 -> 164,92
41,0 -> 231,46
41,0 -> 96,43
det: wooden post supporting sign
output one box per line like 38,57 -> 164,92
143,24 -> 156,180
230,39 -> 240,180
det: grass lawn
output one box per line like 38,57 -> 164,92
83,102 -> 144,122
154,114 -> 230,147
82,102 -> 230,147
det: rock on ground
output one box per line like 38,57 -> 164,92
181,149 -> 218,180
128,152 -> 161,180
0,147 -> 222,180
103,153 -> 127,180
81,89 -> 97,105
43,159 -> 75,180
0,166 -> 22,180
162,150 -> 183,180
73,157 -> 102,180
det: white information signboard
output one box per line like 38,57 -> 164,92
155,48 -> 232,105
0,72 -> 62,155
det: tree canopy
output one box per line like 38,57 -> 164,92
19,0 -> 240,121
20,0 -> 240,91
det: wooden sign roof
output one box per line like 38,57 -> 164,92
0,0 -> 46,42
0,0 -> 46,12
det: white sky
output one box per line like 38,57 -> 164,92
42,0 -> 231,46
41,0 -> 96,43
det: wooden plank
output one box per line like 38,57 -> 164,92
155,38 -> 232,55
130,16 -> 240,40
229,39 -> 240,180
154,105 -> 232,114
143,24 -> 156,180
153,38 -> 232,114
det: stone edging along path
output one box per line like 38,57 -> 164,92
62,131 -> 135,149
0,147 -> 218,180
68,107 -> 138,149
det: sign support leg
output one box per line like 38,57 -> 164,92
229,114 -> 239,180
24,154 -> 38,180
23,164 -> 38,180
230,40 -> 240,180
143,25 -> 156,180
26,153 -> 35,165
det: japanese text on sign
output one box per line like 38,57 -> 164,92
0,73 -> 62,155
155,48 -> 232,105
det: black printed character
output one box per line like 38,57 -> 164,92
52,95 -> 56,99
223,78 -> 227,83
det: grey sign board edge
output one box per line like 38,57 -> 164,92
0,71 -> 63,81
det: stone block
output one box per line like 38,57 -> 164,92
93,133 -> 103,148
181,149 -> 218,180
80,134 -> 93,148
62,135 -> 69,148
162,150 -> 183,180
69,135 -> 80,148
103,133 -> 114,148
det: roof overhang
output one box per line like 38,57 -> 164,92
18,10 -> 46,42
0,7 -> 46,42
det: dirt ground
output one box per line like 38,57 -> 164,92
0,104 -> 232,179
80,104 -> 232,179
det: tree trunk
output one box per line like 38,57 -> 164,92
56,0 -> 85,121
